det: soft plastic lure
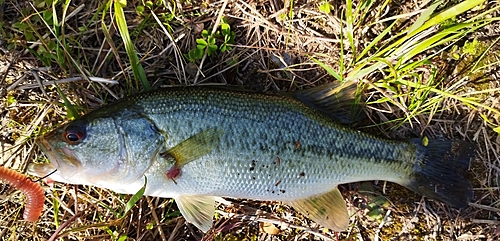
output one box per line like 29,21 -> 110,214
0,165 -> 44,222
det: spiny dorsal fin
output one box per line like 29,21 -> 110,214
286,187 -> 349,231
163,128 -> 224,167
175,195 -> 216,232
291,81 -> 364,124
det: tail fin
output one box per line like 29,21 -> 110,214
405,139 -> 474,208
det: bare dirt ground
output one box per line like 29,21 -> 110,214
1,0 -> 500,240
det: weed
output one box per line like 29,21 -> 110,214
315,0 -> 500,132
112,0 -> 150,91
186,17 -> 235,62
318,1 -> 333,14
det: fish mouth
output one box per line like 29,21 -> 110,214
28,136 -> 81,181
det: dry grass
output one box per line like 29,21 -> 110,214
1,0 -> 500,240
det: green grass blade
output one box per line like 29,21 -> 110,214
114,0 -> 150,91
54,83 -> 79,120
395,78 -> 500,115
406,1 -> 441,34
123,177 -> 147,217
345,0 -> 355,59
52,193 -> 60,228
408,0 -> 486,36
370,0 -> 486,62
310,56 -> 343,82
356,20 -> 397,62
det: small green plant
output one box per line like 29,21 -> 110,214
219,18 -> 236,52
186,30 -> 215,62
186,17 -> 235,62
318,1 -> 333,14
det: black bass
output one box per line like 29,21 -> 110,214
28,84 -> 474,232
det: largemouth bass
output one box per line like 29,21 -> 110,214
28,84 -> 474,232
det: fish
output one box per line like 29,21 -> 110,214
28,83 -> 474,232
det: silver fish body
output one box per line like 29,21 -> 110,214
29,86 -> 474,232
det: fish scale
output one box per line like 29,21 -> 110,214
136,88 -> 414,198
29,85 -> 474,233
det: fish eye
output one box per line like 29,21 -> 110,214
62,123 -> 86,144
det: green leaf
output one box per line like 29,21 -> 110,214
195,48 -> 204,59
201,29 -> 209,38
52,195 -> 60,227
208,37 -> 216,45
123,177 -> 147,217
221,23 -> 230,35
493,126 -> 500,134
319,2 -> 331,13
196,38 -> 208,46
6,95 -> 15,105
208,44 -> 218,56
136,5 -> 145,15
117,235 -> 128,241
408,0 -> 486,37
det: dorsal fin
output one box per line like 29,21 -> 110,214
291,81 -> 364,124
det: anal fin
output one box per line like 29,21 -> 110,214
286,187 -> 349,231
175,195 -> 216,232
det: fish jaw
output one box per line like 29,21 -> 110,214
28,130 -> 82,184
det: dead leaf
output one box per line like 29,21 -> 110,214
259,222 -> 280,235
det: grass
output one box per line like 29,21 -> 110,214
1,0 -> 500,240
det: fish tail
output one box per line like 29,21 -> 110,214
404,139 -> 474,208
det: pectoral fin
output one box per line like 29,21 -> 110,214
163,128 -> 224,167
175,195 -> 216,232
286,187 -> 349,231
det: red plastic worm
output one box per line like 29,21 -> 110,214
0,165 -> 44,222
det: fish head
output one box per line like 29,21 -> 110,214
29,109 -> 165,191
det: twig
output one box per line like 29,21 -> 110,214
15,77 -> 119,90
150,11 -> 187,85
374,209 -> 391,241
471,219 -> 500,225
468,202 -> 500,213
167,218 -> 184,241
200,49 -> 259,83
48,211 -> 84,241
146,196 -> 167,241
31,69 -> 48,98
